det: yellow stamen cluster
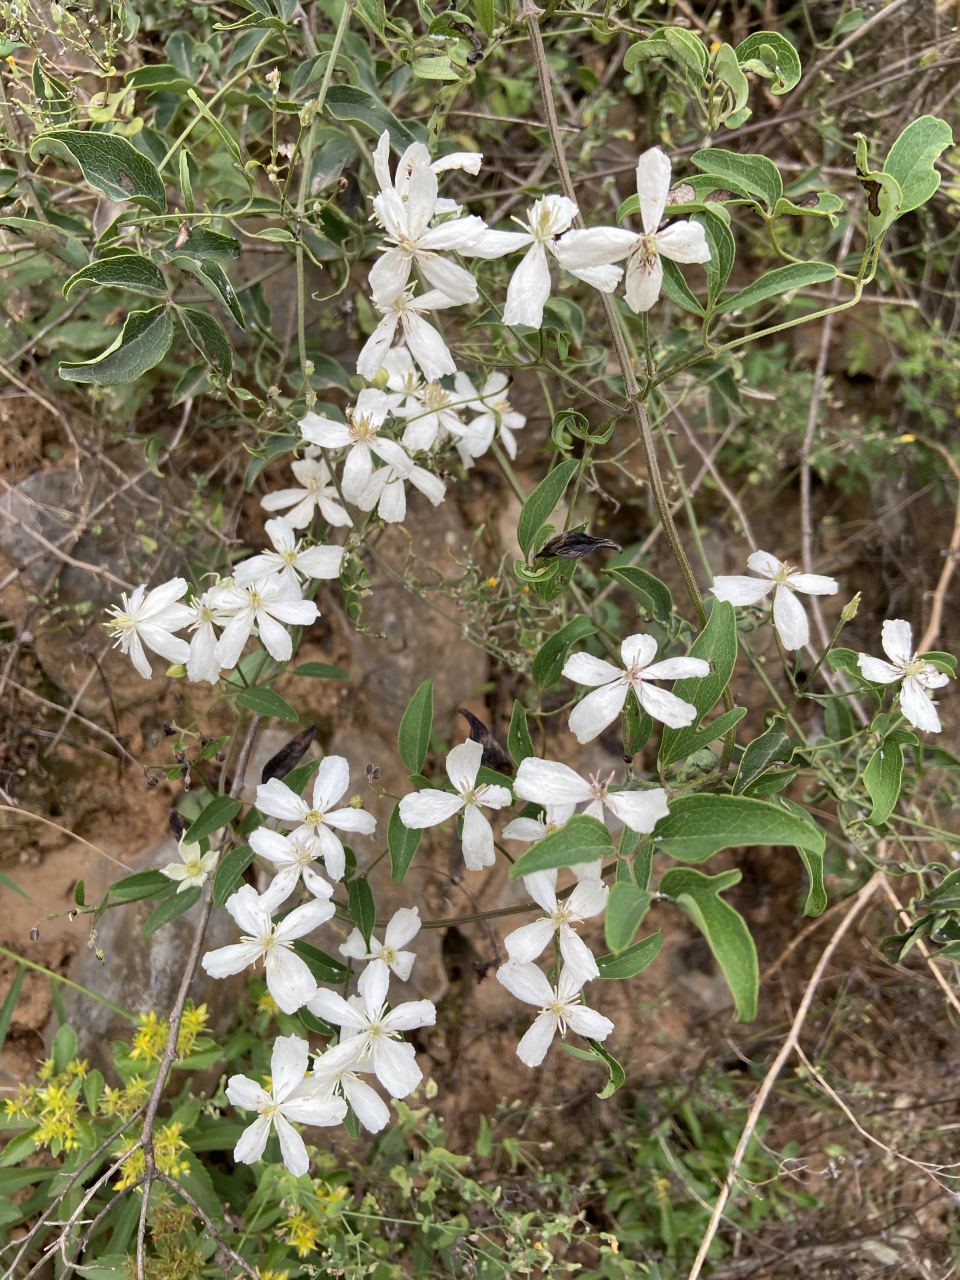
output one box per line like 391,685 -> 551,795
130,1002 -> 209,1064
279,1205 -> 323,1257
5,1057 -> 88,1155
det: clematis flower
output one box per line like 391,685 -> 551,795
104,578 -> 192,679
398,738 -> 512,871
307,959 -> 436,1098
212,574 -> 319,669
555,146 -> 711,313
309,1053 -> 390,1134
372,129 -> 482,217
452,371 -> 526,460
340,906 -> 422,981
504,869 -> 607,982
473,194 -> 622,327
201,885 -> 333,1014
563,633 -> 710,743
184,585 -> 230,684
235,518 -> 344,592
393,374 -> 463,452
355,456 -> 446,524
370,160 -> 486,305
226,1035 -> 346,1176
858,619 -> 952,733
256,755 -> 375,882
711,550 -> 838,651
160,837 -> 218,893
355,289 -> 457,384
502,802 -> 576,844
514,756 -> 670,834
299,390 -> 411,503
248,826 -> 335,909
496,961 -> 614,1067
260,458 -> 351,530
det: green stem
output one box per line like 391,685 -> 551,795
491,441 -> 527,502
0,945 -> 137,1023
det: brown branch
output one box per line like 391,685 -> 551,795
913,436 -> 960,654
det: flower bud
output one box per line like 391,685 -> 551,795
841,592 -> 861,623
370,365 -> 390,389
166,662 -> 186,678
348,794 -> 364,809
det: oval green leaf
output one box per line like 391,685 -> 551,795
59,306 -> 174,385
236,687 -> 299,721
30,129 -> 165,210
509,814 -> 613,879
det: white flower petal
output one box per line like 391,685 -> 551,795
402,310 -> 456,382
620,633 -> 658,670
785,572 -> 838,597
225,1075 -> 270,1111
266,949 -> 318,1014
746,550 -> 781,579
385,906 -> 422,950
461,803 -> 495,870
201,941 -> 263,979
604,787 -> 670,833
257,778 -> 307,823
636,146 -> 672,234
502,242 -> 552,329
497,960 -> 554,1007
636,681 -> 698,729
656,219 -> 711,264
642,657 -> 710,680
568,681 -> 629,744
555,226 -> 638,269
273,1111 -> 310,1176
564,1003 -> 615,1042
624,251 -> 664,313
772,585 -> 809,651
343,1076 -> 391,1132
711,575 -> 773,606
558,926 -> 599,983
900,676 -> 942,733
504,917 -> 557,964
372,1036 -> 422,1098
516,1012 -> 558,1067
882,618 -> 914,667
858,654 -> 902,684
446,739 -> 482,792
233,1113 -> 272,1166
399,789 -> 464,829
271,1034 -> 309,1103
514,757 -> 593,806
562,651 -> 623,686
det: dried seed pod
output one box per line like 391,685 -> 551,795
536,530 -> 623,561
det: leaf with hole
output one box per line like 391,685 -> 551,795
59,306 -> 174,385
883,115 -> 953,215
236,687 -> 299,721
30,130 -> 165,210
509,815 -> 613,878
659,867 -> 758,1020
398,680 -> 434,775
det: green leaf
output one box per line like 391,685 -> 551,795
293,662 -> 351,680
659,601 -> 738,767
604,883 -> 652,953
663,27 -> 708,76
186,88 -> 243,165
883,115 -> 953,215
0,966 -> 26,1059
863,740 -> 905,826
660,256 -> 705,316
389,802 -> 422,883
693,207 -> 736,311
59,305 -> 173,385
63,253 -> 167,300
734,716 -> 803,794
856,134 -> 902,241
124,64 -> 193,92
280,760 -> 320,796
532,614 -> 597,689
713,42 -> 749,114
0,1130 -> 38,1168
517,459 -> 579,556
587,1040 -> 625,1099
180,307 -> 232,377
187,796 -> 242,844
508,700 -> 535,765
596,930 -> 662,979
74,879 -> 85,906
105,870 -> 172,903
0,216 -> 88,269
775,796 -> 826,915
291,940 -> 348,985
735,31 -> 801,93
411,56 -> 460,80
474,0 -> 495,36
509,815 -> 613,879
772,193 -> 843,225
601,566 -> 674,628
324,85 -> 418,150
623,37 -> 671,74
653,793 -> 824,863
398,679 -> 434,774
212,845 -> 254,906
348,878 -> 376,947
143,886 -> 201,938
0,868 -> 29,900
691,149 -> 782,210
355,0 -> 386,36
30,130 -> 165,210
721,261 -> 837,313
175,257 -> 245,328
236,687 -> 299,721
52,1023 -> 78,1073
659,868 -> 758,1020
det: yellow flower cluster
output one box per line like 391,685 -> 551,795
101,1075 -> 151,1119
5,1057 -> 88,1155
114,1121 -> 190,1191
130,1002 -> 209,1064
279,1205 -> 322,1258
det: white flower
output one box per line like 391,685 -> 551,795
496,961 -> 614,1067
201,884 -> 333,1014
504,868 -> 607,983
711,550 -> 838,651
248,826 -> 336,909
226,1035 -> 347,1176
355,456 -> 446,523
356,289 -> 457,384
393,373 -> 463,452
502,802 -> 576,845
160,838 -> 218,893
858,619 -> 952,733
255,755 -> 376,882
563,633 -> 710,743
299,390 -> 410,503
473,194 -> 622,328
340,906 -> 421,981
212,574 -> 319,669
308,1053 -> 390,1133
183,586 -> 230,685
235,517 -> 345,592
370,159 -> 486,305
373,130 -> 483,208
555,146 -> 711,313
514,755 -> 670,834
307,959 -> 436,1098
261,458 -> 352,530
398,738 -> 512,871
104,578 -> 192,679
452,371 -> 527,461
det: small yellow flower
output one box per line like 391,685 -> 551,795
114,1122 -> 189,1191
899,433 -> 916,442
486,577 -> 498,588
280,1205 -> 322,1257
